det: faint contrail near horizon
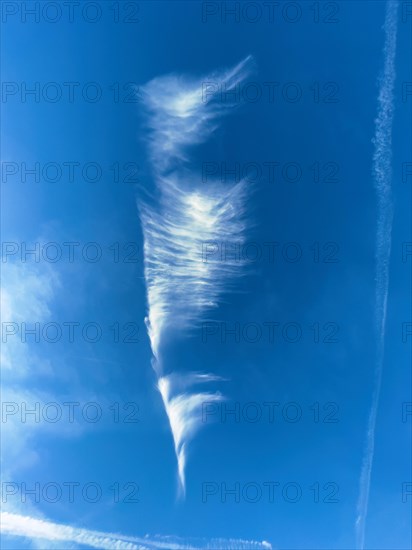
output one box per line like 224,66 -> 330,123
1,511 -> 273,550
355,2 -> 399,548
138,56 -> 254,495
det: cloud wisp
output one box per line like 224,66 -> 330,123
355,2 -> 399,548
1,512 -> 273,550
138,56 -> 254,494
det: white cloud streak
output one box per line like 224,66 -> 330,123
355,2 -> 399,548
1,261 -> 60,378
139,56 -> 254,493
0,260 -> 110,478
1,261 -> 61,476
141,55 -> 254,175
158,372 -> 224,495
1,512 -> 273,550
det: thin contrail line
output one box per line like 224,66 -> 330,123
1,512 -> 273,550
355,2 -> 399,549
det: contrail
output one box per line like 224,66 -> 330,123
355,2 -> 399,548
138,56 -> 254,494
1,512 -> 273,549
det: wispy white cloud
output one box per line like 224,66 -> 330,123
1,512 -> 273,550
0,260 -> 116,479
139,56 -> 254,493
141,55 -> 254,174
355,2 -> 399,548
140,176 -> 249,363
1,261 -> 60,377
158,372 -> 225,495
1,512 -> 147,550
1,261 -> 61,476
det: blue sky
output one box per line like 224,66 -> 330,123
1,1 -> 411,549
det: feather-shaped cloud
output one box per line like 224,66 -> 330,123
139,56 -> 254,493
